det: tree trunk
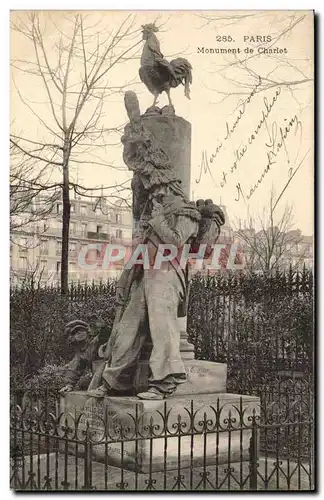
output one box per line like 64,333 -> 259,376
61,144 -> 71,296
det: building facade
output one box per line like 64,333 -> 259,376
233,228 -> 313,273
12,194 -> 312,285
10,195 -> 133,285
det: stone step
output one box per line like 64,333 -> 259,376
61,391 -> 260,473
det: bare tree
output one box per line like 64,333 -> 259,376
10,142 -> 61,234
10,12 -> 140,294
234,190 -> 307,274
10,257 -> 50,288
195,12 -> 312,273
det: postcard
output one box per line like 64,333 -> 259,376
10,11 -> 314,492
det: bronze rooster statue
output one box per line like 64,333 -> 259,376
139,23 -> 192,108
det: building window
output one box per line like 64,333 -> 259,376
116,229 -> 123,239
40,239 -> 49,255
70,222 -> 76,234
70,203 -> 75,213
56,240 -> 62,255
69,242 -> 76,253
96,225 -> 102,234
116,213 -> 121,224
19,237 -> 28,249
87,247 -> 100,263
40,260 -> 47,271
19,256 -> 27,270
81,205 -> 87,216
81,223 -> 87,236
69,262 -> 76,278
56,203 -> 61,214
56,261 -> 61,273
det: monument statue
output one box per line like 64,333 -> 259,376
59,90 -> 224,400
139,23 -> 192,108
59,25 -> 224,400
58,318 -> 109,394
88,195 -> 201,400
57,23 -> 261,475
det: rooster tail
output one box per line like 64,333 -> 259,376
170,57 -> 192,98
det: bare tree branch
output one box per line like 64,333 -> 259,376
11,12 -> 142,293
234,188 -> 308,274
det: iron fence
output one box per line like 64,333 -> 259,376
10,269 -> 314,394
10,268 -> 313,303
187,269 -> 313,382
10,391 -> 314,492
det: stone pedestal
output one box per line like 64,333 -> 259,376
131,111 -> 191,238
61,391 -> 260,474
141,113 -> 191,198
178,360 -> 227,395
92,359 -> 227,397
179,316 -> 195,360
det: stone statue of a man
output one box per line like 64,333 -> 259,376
87,187 -> 201,400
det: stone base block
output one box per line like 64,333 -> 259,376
92,360 -> 227,395
179,360 -> 227,395
60,391 -> 260,473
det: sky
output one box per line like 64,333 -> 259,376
10,10 -> 314,234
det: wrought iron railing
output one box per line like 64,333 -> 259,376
10,394 -> 314,492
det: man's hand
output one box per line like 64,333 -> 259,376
59,384 -> 74,395
98,342 -> 108,358
147,213 -> 165,230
